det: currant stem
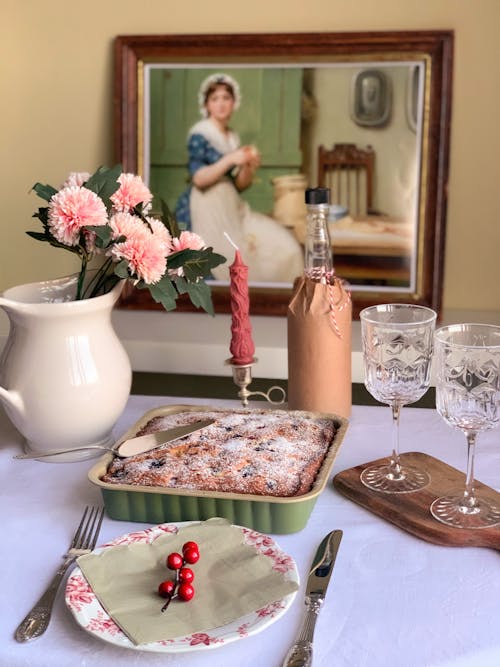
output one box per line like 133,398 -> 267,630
161,569 -> 180,613
161,596 -> 172,612
161,593 -> 178,612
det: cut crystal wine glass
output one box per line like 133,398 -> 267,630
360,304 -> 436,493
430,323 -> 500,529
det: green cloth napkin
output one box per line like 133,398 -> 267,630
77,518 -> 298,645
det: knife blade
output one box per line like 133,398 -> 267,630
282,529 -> 343,667
14,419 -> 215,460
115,418 -> 214,457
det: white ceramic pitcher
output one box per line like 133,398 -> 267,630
0,275 -> 132,461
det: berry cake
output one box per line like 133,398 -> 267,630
101,410 -> 338,497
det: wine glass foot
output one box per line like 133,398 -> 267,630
360,463 -> 430,494
430,492 -> 500,529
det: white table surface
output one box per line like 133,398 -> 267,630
1,395 -> 499,667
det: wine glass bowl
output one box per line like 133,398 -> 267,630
431,323 -> 500,529
360,304 -> 437,493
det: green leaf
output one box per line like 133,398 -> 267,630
32,182 -> 58,202
26,230 -> 51,242
148,276 -> 179,311
84,164 -> 122,210
33,207 -> 49,228
113,260 -> 130,279
131,205 -> 153,231
85,225 -> 113,248
166,248 -> 226,282
175,248 -> 226,281
26,228 -> 83,255
166,249 -> 193,269
173,275 -> 188,295
206,249 -> 226,270
185,281 -> 214,315
160,198 -> 180,238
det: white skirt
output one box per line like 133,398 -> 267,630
190,180 -> 304,283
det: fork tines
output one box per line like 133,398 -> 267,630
71,506 -> 104,552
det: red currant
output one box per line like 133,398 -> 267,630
182,541 -> 199,554
160,543 -> 200,610
177,582 -> 195,601
183,547 -> 200,564
158,580 -> 175,598
178,567 -> 195,584
166,552 -> 184,570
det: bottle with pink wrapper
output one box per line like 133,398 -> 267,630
287,187 -> 352,418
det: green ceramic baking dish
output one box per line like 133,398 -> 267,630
88,404 -> 349,534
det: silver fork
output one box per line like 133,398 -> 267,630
15,505 -> 104,642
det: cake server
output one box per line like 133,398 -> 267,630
13,419 -> 215,460
282,529 -> 343,667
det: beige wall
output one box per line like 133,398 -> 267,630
2,0 -> 500,313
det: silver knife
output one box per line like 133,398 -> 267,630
14,419 -> 215,460
115,419 -> 214,457
282,530 -> 343,667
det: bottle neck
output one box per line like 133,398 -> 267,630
304,203 -> 333,283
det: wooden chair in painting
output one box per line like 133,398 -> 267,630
318,142 -> 411,285
317,143 -> 378,216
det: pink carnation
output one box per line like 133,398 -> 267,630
109,234 -> 166,285
62,172 -> 91,188
109,211 -> 148,244
146,217 -> 173,255
171,231 -> 206,252
110,212 -> 172,255
48,186 -> 108,246
108,212 -> 167,284
110,173 -> 153,212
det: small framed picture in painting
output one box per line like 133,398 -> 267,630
350,69 -> 391,127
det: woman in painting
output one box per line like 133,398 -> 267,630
175,73 -> 303,282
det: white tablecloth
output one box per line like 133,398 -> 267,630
1,395 -> 499,667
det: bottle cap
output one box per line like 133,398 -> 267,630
305,187 -> 330,205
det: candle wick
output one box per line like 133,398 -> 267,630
224,232 -> 239,251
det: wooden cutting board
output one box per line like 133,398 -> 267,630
333,452 -> 500,550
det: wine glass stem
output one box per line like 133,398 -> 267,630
463,431 -> 478,508
390,403 -> 403,476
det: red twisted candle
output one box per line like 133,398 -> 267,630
229,249 -> 255,365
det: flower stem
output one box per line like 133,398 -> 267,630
76,254 -> 88,301
83,258 -> 114,298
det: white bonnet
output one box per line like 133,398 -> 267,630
198,73 -> 241,117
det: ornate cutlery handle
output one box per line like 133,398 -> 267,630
15,556 -> 75,642
282,596 -> 323,667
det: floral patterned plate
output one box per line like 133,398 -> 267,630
65,522 -> 299,653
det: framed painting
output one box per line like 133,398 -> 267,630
114,30 -> 453,318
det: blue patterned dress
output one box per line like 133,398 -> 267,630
175,133 -> 234,230
174,119 -> 303,283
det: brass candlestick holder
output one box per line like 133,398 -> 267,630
225,358 -> 286,407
